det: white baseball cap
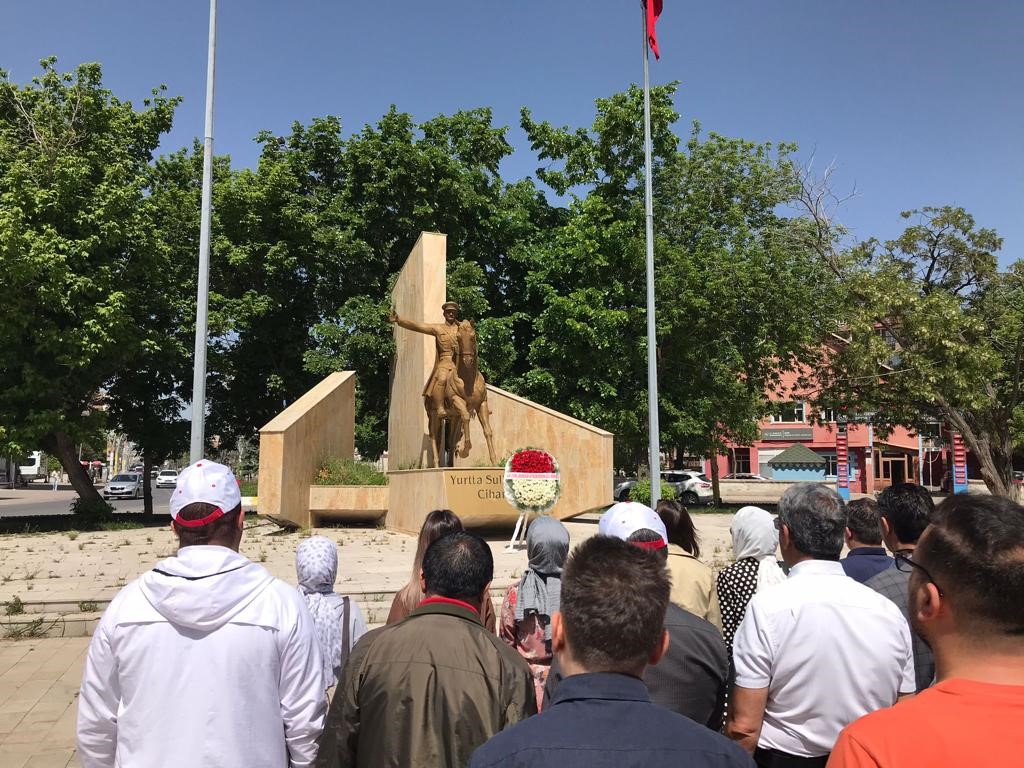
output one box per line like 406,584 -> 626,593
169,459 -> 241,528
599,501 -> 668,548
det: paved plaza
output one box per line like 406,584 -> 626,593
0,512 -> 737,766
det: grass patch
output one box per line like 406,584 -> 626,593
239,480 -> 258,496
4,596 -> 25,616
99,521 -> 144,531
314,458 -> 387,486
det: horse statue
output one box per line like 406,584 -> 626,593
426,320 -> 497,468
445,320 -> 497,466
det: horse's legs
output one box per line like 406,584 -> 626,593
477,399 -> 497,466
450,397 -> 471,457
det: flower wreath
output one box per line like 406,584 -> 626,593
504,448 -> 561,515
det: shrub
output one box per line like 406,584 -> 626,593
315,458 -> 387,486
626,480 -> 677,507
69,498 -> 115,530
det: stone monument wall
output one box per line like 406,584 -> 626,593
387,232 -> 448,471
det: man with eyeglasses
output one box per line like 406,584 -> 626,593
726,484 -> 915,768
828,494 -> 1024,767
865,484 -> 935,691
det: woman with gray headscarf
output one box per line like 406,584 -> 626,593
295,535 -> 368,689
499,515 -> 570,710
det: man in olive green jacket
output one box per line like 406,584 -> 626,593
315,531 -> 536,768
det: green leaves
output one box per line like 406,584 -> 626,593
0,60 -> 180,481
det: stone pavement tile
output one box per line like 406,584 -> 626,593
0,710 -> 25,735
23,748 -> 76,768
0,743 -> 36,768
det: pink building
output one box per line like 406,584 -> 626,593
708,369 -> 933,494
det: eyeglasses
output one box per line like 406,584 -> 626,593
894,552 -> 944,596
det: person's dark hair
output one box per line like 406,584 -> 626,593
877,484 -> 933,544
421,531 -> 493,602
560,535 -> 670,674
174,502 -> 243,547
917,494 -> 1024,636
656,499 -> 700,558
777,484 -> 847,560
627,528 -> 670,564
411,509 -> 463,579
845,497 -> 883,545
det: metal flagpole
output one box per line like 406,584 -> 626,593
642,3 -> 661,503
189,0 -> 217,463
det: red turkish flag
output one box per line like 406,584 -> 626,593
646,0 -> 664,59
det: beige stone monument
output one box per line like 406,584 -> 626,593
257,232 -> 614,531
385,232 -> 614,534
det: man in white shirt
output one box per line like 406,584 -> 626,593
726,484 -> 914,768
76,460 -> 326,768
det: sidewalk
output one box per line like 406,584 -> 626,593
0,637 -> 87,768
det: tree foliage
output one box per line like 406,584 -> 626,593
809,206 -> 1022,498
0,59 -> 178,500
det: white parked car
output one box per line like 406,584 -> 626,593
661,470 -> 714,506
155,470 -> 179,489
103,473 -> 144,499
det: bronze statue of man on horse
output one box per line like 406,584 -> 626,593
388,301 -> 497,468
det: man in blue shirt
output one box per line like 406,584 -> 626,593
470,534 -> 752,768
839,498 -> 893,583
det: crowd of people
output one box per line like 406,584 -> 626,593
75,459 -> 1024,767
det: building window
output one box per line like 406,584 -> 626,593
822,408 -> 837,423
730,449 -> 751,475
822,453 -> 838,478
771,402 -> 806,423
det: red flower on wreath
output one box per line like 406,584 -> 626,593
509,449 -> 555,474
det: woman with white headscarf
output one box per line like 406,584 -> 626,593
295,535 -> 368,689
499,516 -> 570,711
716,506 -> 786,655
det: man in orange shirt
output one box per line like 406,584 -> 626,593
828,494 -> 1024,768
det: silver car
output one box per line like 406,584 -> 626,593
103,473 -> 143,499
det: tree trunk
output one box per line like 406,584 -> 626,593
939,406 -> 1013,498
709,443 -> 722,507
40,429 -> 103,504
142,455 -> 154,519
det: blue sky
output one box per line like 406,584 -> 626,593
3,1 -> 1021,261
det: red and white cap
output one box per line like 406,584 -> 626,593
169,459 -> 241,528
599,501 -> 668,549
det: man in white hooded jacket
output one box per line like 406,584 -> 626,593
76,460 -> 326,768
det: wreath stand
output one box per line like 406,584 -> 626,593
505,510 -> 530,551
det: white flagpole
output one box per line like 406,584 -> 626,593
190,0 -> 217,463
642,3 -> 662,503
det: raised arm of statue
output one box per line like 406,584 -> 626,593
388,311 -> 437,337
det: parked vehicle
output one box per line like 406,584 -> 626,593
661,470 -> 714,505
103,473 -> 144,499
723,472 -> 770,481
614,478 -> 637,502
614,470 -> 714,506
155,469 -> 179,489
18,451 -> 47,483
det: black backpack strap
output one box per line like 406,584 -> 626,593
340,596 -> 351,663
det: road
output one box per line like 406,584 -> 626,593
0,483 -> 173,518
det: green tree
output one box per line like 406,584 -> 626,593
519,84 -> 837,496
0,59 -> 178,502
807,206 -> 1022,499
